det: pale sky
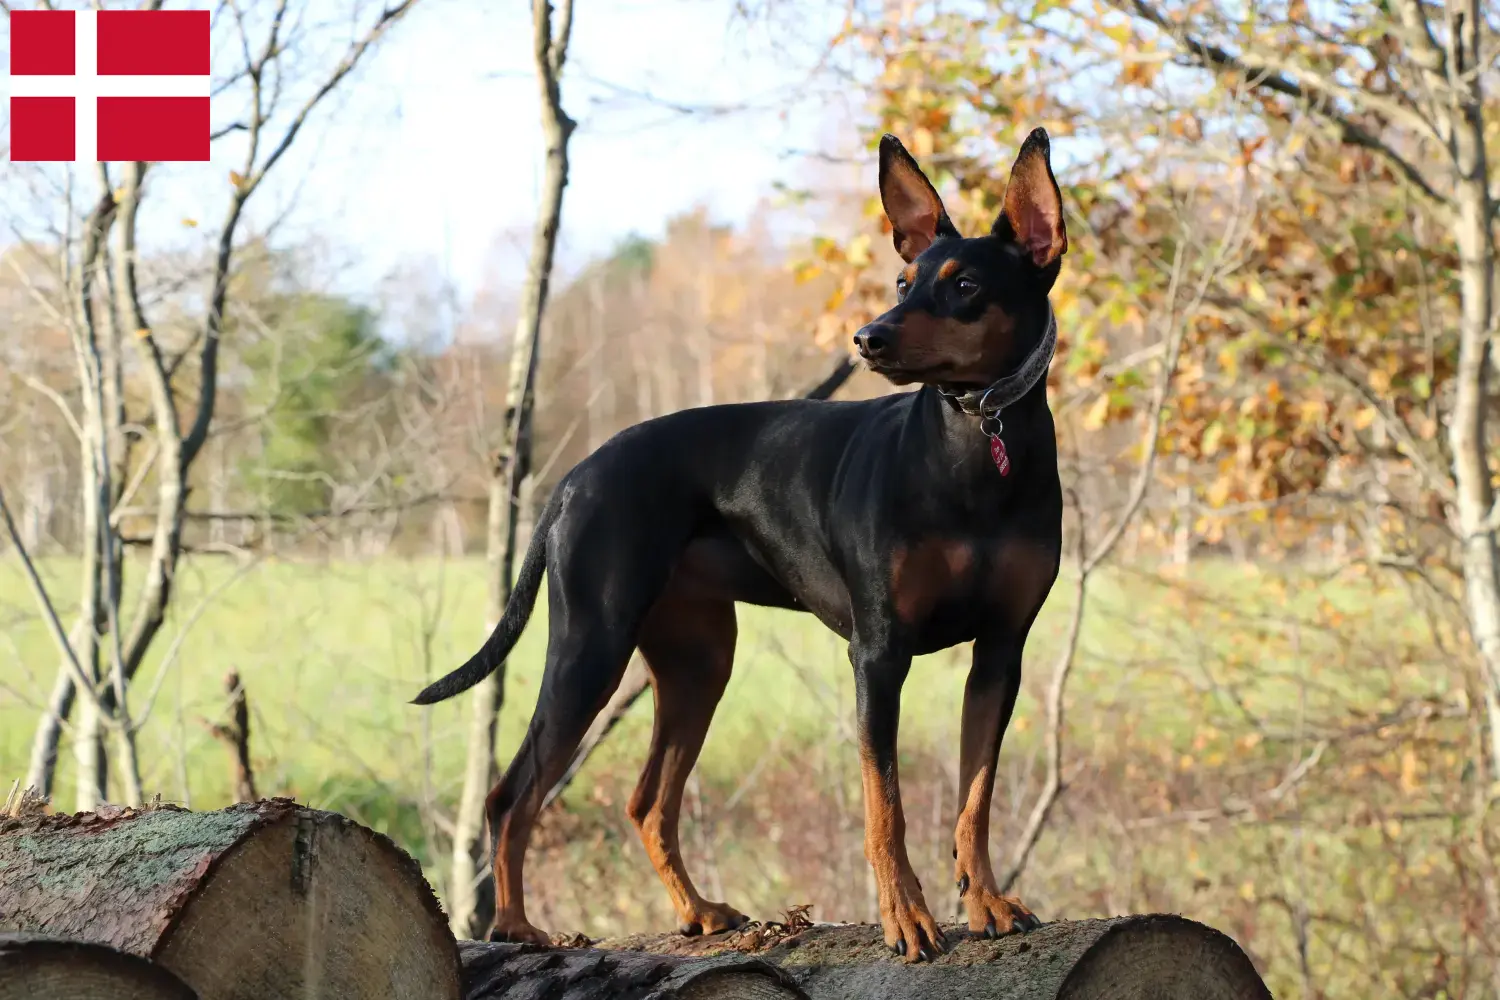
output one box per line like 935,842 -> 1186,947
2,0 -> 864,314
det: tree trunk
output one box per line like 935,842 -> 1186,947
448,0 -> 577,940
446,463 -> 508,937
97,217 -> 143,809
71,558 -> 106,810
0,933 -> 199,1000
70,186 -> 121,812
0,800 -> 461,1000
71,381 -> 106,810
1448,29 -> 1500,774
460,916 -> 1269,999
23,620 -> 85,800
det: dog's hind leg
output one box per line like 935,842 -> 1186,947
627,587 -> 748,936
483,623 -> 636,944
484,514 -> 681,943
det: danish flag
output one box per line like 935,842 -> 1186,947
7,9 -> 210,163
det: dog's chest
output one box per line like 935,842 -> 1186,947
887,534 -> 1058,641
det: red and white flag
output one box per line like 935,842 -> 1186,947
7,9 -> 210,163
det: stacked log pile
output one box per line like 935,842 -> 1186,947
0,799 -> 460,1000
1,799 -> 1271,999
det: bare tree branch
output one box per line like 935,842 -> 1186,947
0,486 -> 108,723
15,374 -> 84,444
184,0 -> 420,467
1114,0 -> 1451,212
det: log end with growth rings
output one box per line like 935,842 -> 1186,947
0,799 -> 462,1000
0,932 -> 200,1000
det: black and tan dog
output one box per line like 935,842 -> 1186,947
415,128 -> 1066,962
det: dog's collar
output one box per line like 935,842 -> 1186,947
937,305 -> 1057,419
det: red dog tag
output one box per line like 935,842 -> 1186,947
990,435 -> 1010,476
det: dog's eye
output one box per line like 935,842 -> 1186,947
956,278 -> 979,297
895,277 -> 908,297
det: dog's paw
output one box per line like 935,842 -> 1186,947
878,881 -> 947,962
678,900 -> 751,936
487,915 -> 552,946
959,882 -> 1041,938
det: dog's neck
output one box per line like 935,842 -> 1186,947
922,377 -> 1051,477
937,305 -> 1057,418
907,306 -> 1057,494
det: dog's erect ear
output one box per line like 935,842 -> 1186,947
993,127 -> 1067,270
878,134 -> 960,263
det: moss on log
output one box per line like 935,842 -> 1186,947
0,799 -> 460,1000
0,932 -> 199,1000
462,914 -> 1271,999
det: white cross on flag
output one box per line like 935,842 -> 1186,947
7,8 -> 210,163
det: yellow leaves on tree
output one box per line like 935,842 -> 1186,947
808,0 -> 1463,561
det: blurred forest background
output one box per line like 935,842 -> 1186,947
3,0 -> 1499,997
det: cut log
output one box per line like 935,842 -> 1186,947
461,915 -> 1271,1000
459,941 -> 809,999
0,932 -> 199,1000
0,799 -> 461,1000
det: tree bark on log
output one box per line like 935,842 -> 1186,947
0,800 -> 461,1000
0,932 -> 199,1000
460,915 -> 1270,999
460,941 -> 807,1000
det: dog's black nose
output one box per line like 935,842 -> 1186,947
854,325 -> 891,360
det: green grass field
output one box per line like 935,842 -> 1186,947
0,553 -> 1481,997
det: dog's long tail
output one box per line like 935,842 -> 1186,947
411,500 -> 557,706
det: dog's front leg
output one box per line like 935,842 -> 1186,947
852,637 -> 946,962
953,632 -> 1043,937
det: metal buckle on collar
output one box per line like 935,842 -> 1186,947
978,383 -> 1003,418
